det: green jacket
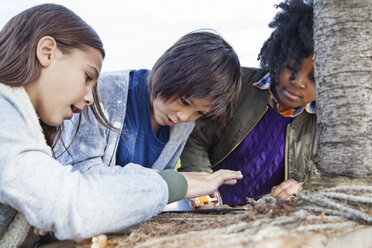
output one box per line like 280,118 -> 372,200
180,67 -> 318,182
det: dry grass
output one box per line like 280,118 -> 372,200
43,195 -> 371,248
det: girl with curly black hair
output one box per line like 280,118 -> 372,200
180,0 -> 317,207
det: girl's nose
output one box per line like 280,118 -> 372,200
84,90 -> 94,106
292,74 -> 306,89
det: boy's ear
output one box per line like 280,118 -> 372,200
36,36 -> 58,67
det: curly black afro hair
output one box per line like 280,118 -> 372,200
258,0 -> 314,84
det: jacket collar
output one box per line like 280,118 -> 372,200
253,73 -> 316,117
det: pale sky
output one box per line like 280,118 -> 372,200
0,0 -> 279,72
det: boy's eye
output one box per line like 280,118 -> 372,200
181,98 -> 189,106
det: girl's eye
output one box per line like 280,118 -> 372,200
309,73 -> 315,82
286,65 -> 294,71
181,98 -> 189,106
85,73 -> 93,82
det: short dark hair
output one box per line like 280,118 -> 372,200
148,31 -> 241,129
258,0 -> 314,83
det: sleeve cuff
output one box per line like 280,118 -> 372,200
158,170 -> 187,203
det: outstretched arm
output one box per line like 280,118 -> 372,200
181,169 -> 242,198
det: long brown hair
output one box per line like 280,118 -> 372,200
0,4 -> 110,149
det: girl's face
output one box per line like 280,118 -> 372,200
151,96 -> 212,127
273,54 -> 315,111
27,44 -> 102,126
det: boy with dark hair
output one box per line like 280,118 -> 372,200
148,31 -> 241,130
56,30 -> 242,208
180,0 -> 316,207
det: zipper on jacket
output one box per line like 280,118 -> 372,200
212,106 -> 269,168
284,124 -> 290,181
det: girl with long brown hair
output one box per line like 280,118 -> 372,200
0,4 -> 242,246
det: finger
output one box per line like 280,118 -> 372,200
271,185 -> 285,197
275,185 -> 301,201
223,179 -> 237,185
210,169 -> 242,180
271,185 -> 278,194
299,182 -> 304,190
34,228 -> 48,236
209,169 -> 224,176
213,171 -> 242,188
220,170 -> 243,181
271,179 -> 298,196
276,193 -> 292,201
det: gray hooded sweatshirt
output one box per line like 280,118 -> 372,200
0,71 -> 191,244
56,70 -> 195,173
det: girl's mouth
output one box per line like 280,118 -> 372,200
283,89 -> 301,101
70,105 -> 83,114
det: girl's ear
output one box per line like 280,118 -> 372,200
36,36 -> 58,67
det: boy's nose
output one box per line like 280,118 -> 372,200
178,111 -> 198,122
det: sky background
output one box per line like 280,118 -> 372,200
0,0 -> 279,72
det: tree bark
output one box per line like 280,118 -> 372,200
314,0 -> 372,178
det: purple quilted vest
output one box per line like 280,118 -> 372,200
213,105 -> 293,206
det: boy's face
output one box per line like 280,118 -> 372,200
151,96 -> 212,127
273,54 -> 315,111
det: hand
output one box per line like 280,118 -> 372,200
180,169 -> 242,199
271,179 -> 304,201
33,227 -> 54,236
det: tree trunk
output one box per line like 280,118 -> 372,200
313,0 -> 372,179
